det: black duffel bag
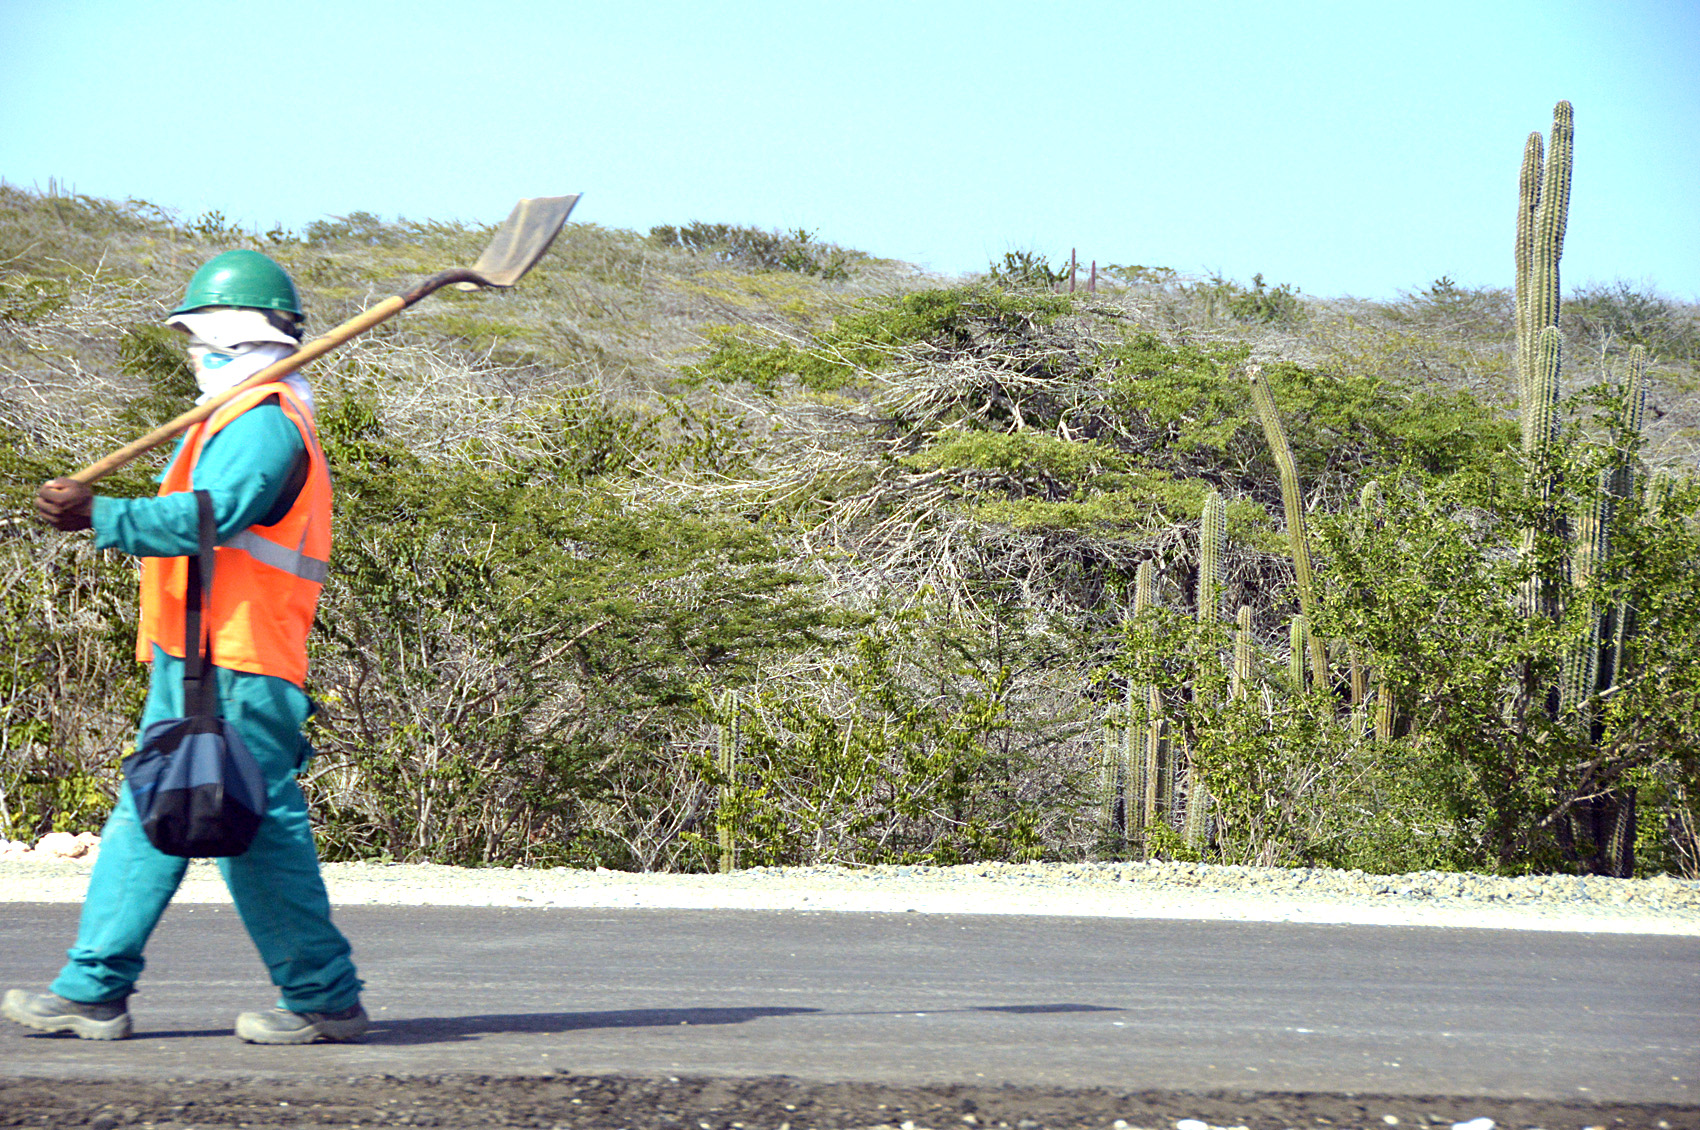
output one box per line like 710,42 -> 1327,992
121,490 -> 266,857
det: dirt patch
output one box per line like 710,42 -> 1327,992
0,1073 -> 1690,1130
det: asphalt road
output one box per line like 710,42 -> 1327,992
2,903 -> 1695,1105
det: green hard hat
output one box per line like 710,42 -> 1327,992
169,249 -> 302,317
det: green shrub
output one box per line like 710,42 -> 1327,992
1183,272 -> 1306,325
692,620 -> 1082,868
1105,608 -> 1459,871
681,326 -> 862,395
1099,334 -> 1516,487
1312,465 -> 1700,873
1098,263 -> 1178,286
0,274 -> 69,323
684,285 -> 1074,395
987,249 -> 1065,289
302,400 -> 834,864
0,525 -> 143,840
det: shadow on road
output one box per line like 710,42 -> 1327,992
368,1003 -> 1120,1044
972,1004 -> 1121,1014
370,1006 -> 821,1044
10,1026 -> 234,1041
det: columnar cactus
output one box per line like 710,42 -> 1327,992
1606,347 -> 1650,689
1232,605 -> 1253,700
1374,673 -> 1394,742
1350,482 -> 1378,713
1348,644 -> 1367,710
1508,102 -> 1646,875
1515,101 -> 1573,421
1103,667 -> 1141,846
1183,495 -> 1225,850
1100,715 -> 1121,841
1198,490 -> 1225,624
1519,325 -> 1566,621
1514,133 -> 1541,412
1591,343 -> 1645,700
1560,468 -> 1612,722
1523,326 -> 1565,466
716,691 -> 739,873
1182,770 -> 1211,850
1288,615 -> 1309,688
1121,679 -> 1140,838
1516,103 -> 1573,625
1134,560 -> 1162,842
1612,346 -> 1649,500
1249,364 -> 1329,686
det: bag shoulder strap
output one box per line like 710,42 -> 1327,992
181,490 -> 218,719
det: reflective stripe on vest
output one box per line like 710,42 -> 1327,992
223,528 -> 329,584
136,382 -> 331,687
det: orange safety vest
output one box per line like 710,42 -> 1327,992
136,382 -> 331,688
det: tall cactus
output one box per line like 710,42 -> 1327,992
1120,679 -> 1139,838
1563,346 -> 1652,726
1519,325 -> 1566,623
716,690 -> 739,873
1288,615 -> 1309,688
1353,481 -> 1392,736
1516,101 -> 1573,420
1560,467 -> 1612,722
1133,560 -> 1163,846
1184,492 -> 1226,850
1514,132 -> 1541,413
1198,490 -> 1226,624
1610,346 -> 1649,497
1100,710 -> 1121,842
1347,644 -> 1367,710
1373,671 -> 1394,742
1605,347 -> 1650,691
1232,605 -> 1253,700
1523,326 -> 1565,466
1182,768 -> 1211,850
1249,364 -> 1329,687
1516,102 -> 1574,625
1103,664 -> 1140,848
1509,101 -> 1647,876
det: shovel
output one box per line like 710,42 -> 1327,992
69,194 -> 580,484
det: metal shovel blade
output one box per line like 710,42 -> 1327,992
460,194 -> 581,288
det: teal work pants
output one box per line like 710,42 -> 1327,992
51,649 -> 362,1013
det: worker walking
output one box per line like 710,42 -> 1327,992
4,250 -> 366,1044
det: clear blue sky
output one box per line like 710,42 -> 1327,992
3,0 -> 1697,299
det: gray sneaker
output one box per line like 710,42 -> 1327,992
2,989 -> 132,1040
235,1002 -> 368,1044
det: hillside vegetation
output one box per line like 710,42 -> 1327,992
3,176 -> 1698,877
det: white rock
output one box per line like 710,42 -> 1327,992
36,832 -> 85,858
1176,1121 -> 1210,1130
1452,1119 -> 1495,1130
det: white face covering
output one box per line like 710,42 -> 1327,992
170,306 -> 314,412
185,339 -> 314,412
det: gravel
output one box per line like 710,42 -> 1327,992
3,857 -> 1696,935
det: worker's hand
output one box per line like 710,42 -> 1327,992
35,477 -> 95,532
